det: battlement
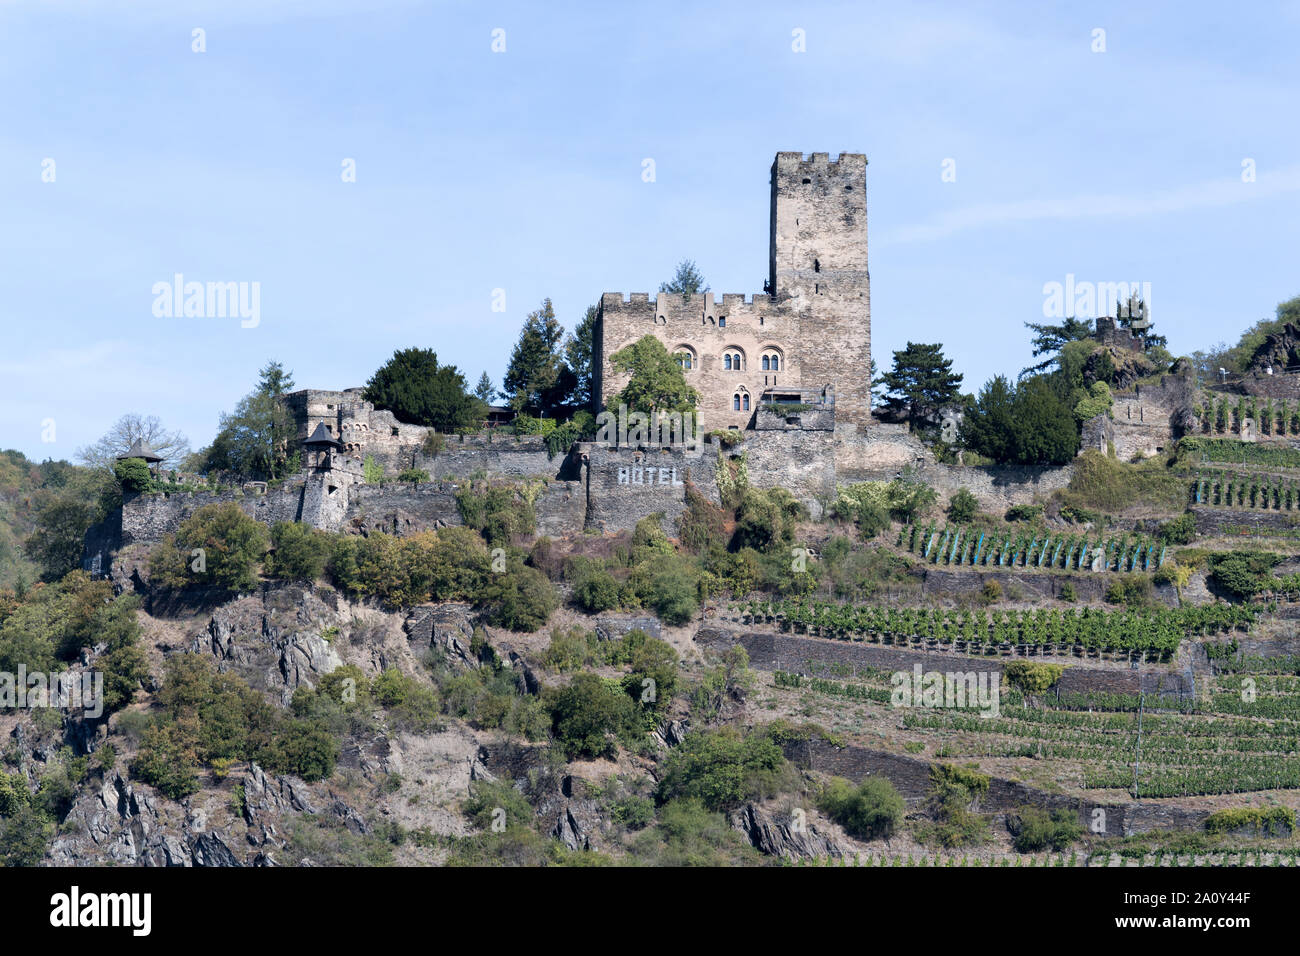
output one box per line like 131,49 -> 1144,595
773,151 -> 868,171
599,292 -> 775,311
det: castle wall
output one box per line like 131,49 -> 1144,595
597,291 -> 799,431
581,444 -> 721,535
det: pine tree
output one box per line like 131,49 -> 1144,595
876,342 -> 963,431
659,259 -> 708,296
474,371 -> 497,404
565,305 -> 598,410
503,299 -> 572,416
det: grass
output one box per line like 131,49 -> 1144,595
1055,450 -> 1186,515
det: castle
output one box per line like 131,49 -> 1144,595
595,152 -> 872,433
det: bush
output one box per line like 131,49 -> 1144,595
149,502 -> 269,592
1157,512 -> 1196,546
548,672 -> 639,759
455,481 -> 537,545
1003,660 -> 1065,694
1204,807 -> 1293,836
1058,581 -> 1077,602
655,727 -> 790,812
371,668 -> 441,733
980,579 -> 1002,603
573,569 -> 620,613
363,455 -> 384,484
818,776 -> 904,841
947,488 -> 978,523
1058,450 -> 1186,514
1104,573 -> 1153,608
1208,550 -> 1283,600
266,522 -> 332,582
113,457 -> 153,492
481,557 -> 558,631
731,488 -> 806,553
395,468 -> 430,483
1009,806 -> 1084,852
1004,504 -> 1043,523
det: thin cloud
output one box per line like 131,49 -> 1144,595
881,165 -> 1300,245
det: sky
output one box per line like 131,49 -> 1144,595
1,0 -> 1298,462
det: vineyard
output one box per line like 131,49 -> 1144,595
764,657 -> 1300,798
1190,470 -> 1300,509
1193,436 -> 1300,469
896,522 -> 1166,571
730,599 -> 1260,659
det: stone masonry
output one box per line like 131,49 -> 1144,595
595,152 -> 871,432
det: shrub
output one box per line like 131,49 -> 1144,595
1208,550 -> 1283,599
113,457 -> 153,492
818,776 -> 904,841
1157,512 -> 1196,546
1104,573 -> 1153,608
1058,581 -> 1077,602
395,468 -> 430,483
370,668 -> 440,733
363,455 -> 384,484
732,487 -> 806,553
1003,661 -> 1065,694
573,569 -> 620,613
1204,807 -> 1293,836
455,481 -> 537,545
1057,450 -> 1186,514
947,488 -> 978,523
548,672 -> 639,759
980,580 -> 1002,603
481,556 -> 558,632
149,502 -> 269,592
266,521 -> 332,582
1004,504 -> 1043,523
655,727 -> 790,812
1009,806 -> 1084,852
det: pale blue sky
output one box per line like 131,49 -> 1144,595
2,0 -> 1298,461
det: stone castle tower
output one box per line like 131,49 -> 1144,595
595,151 -> 872,432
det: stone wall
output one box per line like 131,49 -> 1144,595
910,462 -> 1074,513
595,151 -> 871,431
581,444 -> 720,534
1192,506 -> 1300,536
697,627 -> 1194,699
780,738 -> 1211,836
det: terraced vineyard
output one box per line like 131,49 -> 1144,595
729,600 -> 1261,659
765,664 -> 1300,798
896,522 -> 1166,571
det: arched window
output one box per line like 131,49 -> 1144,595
742,393 -> 750,411
724,354 -> 732,370
760,348 -> 783,374
761,356 -> 770,371
723,349 -> 744,372
733,393 -> 740,411
674,347 -> 695,371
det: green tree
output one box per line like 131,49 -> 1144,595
474,371 -> 497,404
24,495 -> 98,581
198,361 -> 299,479
565,305 -> 598,411
608,336 -> 699,415
503,299 -> 575,416
1010,376 -> 1080,465
363,348 -> 482,433
876,342 -> 963,432
659,259 -> 708,296
150,502 -> 269,592
547,672 -> 638,759
1020,317 -> 1094,377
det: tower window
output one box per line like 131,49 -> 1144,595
762,356 -> 770,371
723,350 -> 743,371
719,316 -> 726,328
743,394 -> 750,411
724,355 -> 732,371
813,259 -> 820,273
802,178 -> 811,184
733,394 -> 740,411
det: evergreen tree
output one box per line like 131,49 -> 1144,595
1020,317 -> 1094,377
659,259 -> 708,296
959,376 -> 1016,463
565,305 -> 598,410
876,342 -> 963,432
361,348 -> 480,433
474,371 -> 497,404
503,299 -> 573,416
198,360 -> 299,479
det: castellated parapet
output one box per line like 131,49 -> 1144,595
595,151 -> 871,432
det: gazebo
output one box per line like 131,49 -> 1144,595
116,438 -> 165,475
302,421 -> 342,470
